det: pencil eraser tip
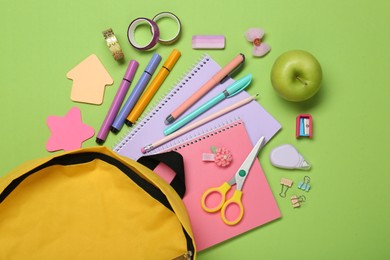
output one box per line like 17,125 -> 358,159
141,147 -> 146,154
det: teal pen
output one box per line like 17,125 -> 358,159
163,74 -> 252,136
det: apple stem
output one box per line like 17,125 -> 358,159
296,76 -> 308,86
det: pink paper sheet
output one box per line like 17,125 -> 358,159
46,107 -> 95,152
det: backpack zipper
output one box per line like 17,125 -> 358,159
172,251 -> 193,260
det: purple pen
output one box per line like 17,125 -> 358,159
96,60 -> 139,144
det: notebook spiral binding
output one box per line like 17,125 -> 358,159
113,54 -> 211,152
151,117 -> 243,154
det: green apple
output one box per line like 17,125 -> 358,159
271,50 -> 322,102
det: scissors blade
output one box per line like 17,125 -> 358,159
235,136 -> 266,190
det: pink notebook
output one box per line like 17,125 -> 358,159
154,120 -> 281,251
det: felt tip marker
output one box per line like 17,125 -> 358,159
96,60 -> 139,144
125,49 -> 181,126
111,54 -> 161,133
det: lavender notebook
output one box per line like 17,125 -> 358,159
113,55 -> 281,160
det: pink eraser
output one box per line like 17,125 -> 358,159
192,35 -> 225,49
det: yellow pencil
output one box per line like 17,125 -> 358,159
126,49 -> 181,126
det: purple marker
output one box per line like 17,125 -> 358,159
111,53 -> 161,133
96,60 -> 139,144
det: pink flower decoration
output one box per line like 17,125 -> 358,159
245,28 -> 271,57
214,147 -> 233,167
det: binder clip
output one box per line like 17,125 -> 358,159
298,176 -> 311,192
279,178 -> 293,198
291,195 -> 306,208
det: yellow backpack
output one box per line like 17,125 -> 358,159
0,146 -> 195,260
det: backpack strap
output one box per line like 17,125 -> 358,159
137,151 -> 186,199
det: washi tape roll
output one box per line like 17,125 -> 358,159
103,28 -> 124,60
152,12 -> 182,44
127,18 -> 160,51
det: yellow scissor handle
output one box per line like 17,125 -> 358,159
221,190 -> 244,226
201,182 -> 231,213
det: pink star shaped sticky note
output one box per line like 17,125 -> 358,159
46,107 -> 95,152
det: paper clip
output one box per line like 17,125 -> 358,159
291,195 -> 306,208
279,178 -> 293,198
298,176 -> 311,192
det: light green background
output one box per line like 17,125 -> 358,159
1,0 -> 390,259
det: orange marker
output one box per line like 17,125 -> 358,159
125,49 -> 181,126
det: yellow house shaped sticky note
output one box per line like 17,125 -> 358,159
67,54 -> 114,105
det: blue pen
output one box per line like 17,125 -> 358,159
111,53 -> 162,133
163,74 -> 252,136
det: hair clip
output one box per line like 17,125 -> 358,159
291,195 -> 306,208
298,176 -> 311,192
202,146 -> 233,167
279,178 -> 293,198
245,28 -> 271,57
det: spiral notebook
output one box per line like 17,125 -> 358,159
153,120 -> 281,251
113,54 -> 282,160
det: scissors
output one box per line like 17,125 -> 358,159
201,136 -> 266,225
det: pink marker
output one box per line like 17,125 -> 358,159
96,60 -> 139,144
164,53 -> 245,125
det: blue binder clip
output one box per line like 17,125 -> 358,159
297,176 -> 311,192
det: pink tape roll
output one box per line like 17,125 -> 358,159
127,18 -> 160,51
